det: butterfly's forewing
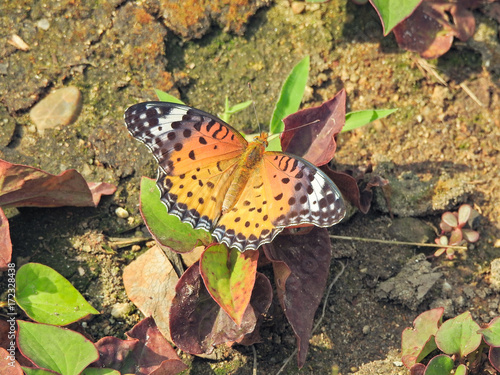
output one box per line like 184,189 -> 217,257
125,102 -> 247,230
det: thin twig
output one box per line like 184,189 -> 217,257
275,261 -> 346,375
459,82 -> 485,107
252,345 -> 257,375
329,234 -> 467,250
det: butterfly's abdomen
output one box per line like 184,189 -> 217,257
222,140 -> 266,214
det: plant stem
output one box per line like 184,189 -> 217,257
329,235 -> 468,250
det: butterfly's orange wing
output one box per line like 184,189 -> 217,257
214,152 -> 345,250
125,102 -> 345,252
125,102 -> 247,230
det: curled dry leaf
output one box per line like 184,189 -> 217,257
123,245 -> 179,342
0,208 -> 11,271
393,0 -> 478,59
92,317 -> 187,374
0,159 -> 116,208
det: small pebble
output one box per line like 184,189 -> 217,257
115,207 -> 129,218
362,325 -> 370,335
30,86 -> 82,131
110,302 -> 133,319
77,266 -> 85,276
36,18 -> 50,30
291,1 -> 305,14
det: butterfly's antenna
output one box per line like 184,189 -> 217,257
266,118 -> 322,143
248,83 -> 261,133
281,119 -> 321,134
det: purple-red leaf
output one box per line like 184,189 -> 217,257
262,226 -> 332,368
281,89 -> 346,166
0,160 -> 116,208
170,262 -> 272,355
321,166 -> 387,214
200,244 -> 258,326
0,208 -> 11,271
123,246 -> 179,342
410,363 -> 426,375
92,317 -> 187,375
489,346 -> 500,372
393,0 -> 477,59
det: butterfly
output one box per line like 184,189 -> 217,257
125,102 -> 345,252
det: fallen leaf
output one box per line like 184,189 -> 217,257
393,0 -> 478,59
0,159 -> 116,208
0,208 -> 11,271
92,317 -> 187,375
123,245 -> 179,342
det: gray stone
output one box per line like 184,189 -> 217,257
490,258 -> 500,291
376,253 -> 442,310
30,86 -> 82,131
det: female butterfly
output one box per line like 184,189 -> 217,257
125,102 -> 345,252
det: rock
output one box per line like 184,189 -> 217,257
376,253 -> 442,310
115,207 -> 129,219
291,1 -> 305,14
110,302 -> 133,319
372,159 -> 473,216
490,258 -> 500,291
29,86 -> 82,131
387,217 -> 436,246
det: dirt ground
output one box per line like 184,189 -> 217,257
1,0 -> 499,374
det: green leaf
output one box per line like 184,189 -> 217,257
370,0 -> 422,35
454,364 -> 468,375
270,56 -> 309,134
435,311 -> 482,357
15,263 -> 99,325
140,177 -> 212,253
401,308 -> 443,368
82,368 -> 121,375
343,109 -> 398,133
219,97 -> 253,123
423,354 -> 454,375
200,244 -> 259,325
22,368 -> 59,375
154,89 -> 184,104
266,134 -> 282,152
18,321 -> 99,375
478,316 -> 500,346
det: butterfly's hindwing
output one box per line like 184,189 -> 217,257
263,152 -> 345,228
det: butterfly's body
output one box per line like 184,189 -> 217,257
125,102 -> 345,252
222,133 -> 267,215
